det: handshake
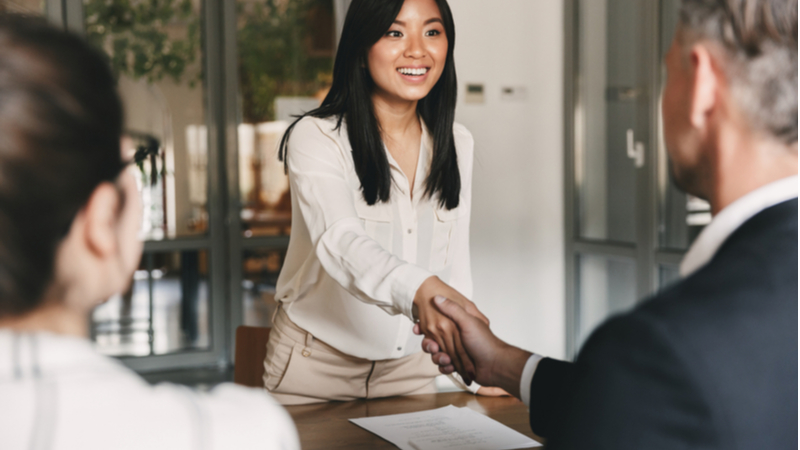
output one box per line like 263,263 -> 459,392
411,277 -> 531,397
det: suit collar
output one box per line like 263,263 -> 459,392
680,176 -> 798,277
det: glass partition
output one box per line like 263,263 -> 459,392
236,0 -> 335,239
92,250 -> 211,356
576,254 -> 637,347
83,0 -> 217,362
84,0 -> 208,240
575,0 -> 649,244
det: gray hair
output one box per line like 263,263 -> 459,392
679,0 -> 797,143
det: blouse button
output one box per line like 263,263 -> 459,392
407,229 -> 412,234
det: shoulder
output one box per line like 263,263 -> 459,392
452,122 -> 474,167
452,122 -> 474,150
285,115 -> 346,167
575,300 -> 705,399
162,382 -> 300,450
289,115 -> 341,145
577,309 -> 676,369
204,384 -> 300,446
554,311 -> 716,448
638,205 -> 797,338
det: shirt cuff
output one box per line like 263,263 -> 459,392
520,353 -> 544,408
448,372 -> 482,394
392,265 -> 434,320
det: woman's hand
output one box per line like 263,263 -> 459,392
412,277 -> 489,384
476,386 -> 511,397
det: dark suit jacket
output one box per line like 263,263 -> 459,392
530,199 -> 798,449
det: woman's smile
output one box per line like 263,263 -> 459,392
396,65 -> 431,82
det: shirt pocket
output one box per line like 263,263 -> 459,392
430,206 -> 465,271
353,196 -> 394,253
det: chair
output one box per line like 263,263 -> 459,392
234,326 -> 272,388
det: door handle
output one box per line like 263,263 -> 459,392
626,129 -> 645,168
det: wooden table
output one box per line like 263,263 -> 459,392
285,392 -> 544,450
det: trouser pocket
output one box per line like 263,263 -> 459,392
263,331 -> 295,392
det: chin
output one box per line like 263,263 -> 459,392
669,159 -> 707,200
396,88 -> 433,102
666,133 -> 710,199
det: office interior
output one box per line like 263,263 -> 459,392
0,0 -> 709,389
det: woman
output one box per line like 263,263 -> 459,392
267,0 -> 502,404
0,15 -> 298,449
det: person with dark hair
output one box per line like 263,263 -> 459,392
423,0 -> 798,448
0,14 -> 298,449
266,0 -> 503,404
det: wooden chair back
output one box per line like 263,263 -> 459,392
234,326 -> 272,388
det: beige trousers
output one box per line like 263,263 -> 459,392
263,307 -> 440,405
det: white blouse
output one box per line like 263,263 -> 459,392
276,116 -> 474,362
0,331 -> 299,450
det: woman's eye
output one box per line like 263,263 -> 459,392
426,29 -> 441,37
386,30 -> 402,37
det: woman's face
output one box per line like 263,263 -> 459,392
367,0 -> 448,104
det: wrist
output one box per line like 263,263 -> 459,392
413,276 -> 441,307
489,344 -> 532,399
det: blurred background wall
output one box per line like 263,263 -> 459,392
450,0 -> 566,360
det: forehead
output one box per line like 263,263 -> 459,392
395,0 -> 442,22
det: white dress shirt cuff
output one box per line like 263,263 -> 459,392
392,265 -> 434,320
520,353 -> 544,408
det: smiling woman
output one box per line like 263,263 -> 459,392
261,0 -> 506,405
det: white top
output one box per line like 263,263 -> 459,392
276,116 -> 474,361
0,330 -> 299,450
520,175 -> 799,407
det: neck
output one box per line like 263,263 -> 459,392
707,123 -> 798,215
0,301 -> 89,338
371,91 -> 420,137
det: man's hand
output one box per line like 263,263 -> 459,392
419,296 -> 532,399
412,277 -> 489,385
417,295 -> 504,385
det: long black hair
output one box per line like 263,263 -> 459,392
278,0 -> 461,209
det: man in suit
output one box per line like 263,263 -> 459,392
420,0 -> 798,448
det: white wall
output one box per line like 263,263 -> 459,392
450,0 -> 566,359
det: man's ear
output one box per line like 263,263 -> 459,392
82,182 -> 122,258
688,43 -> 720,130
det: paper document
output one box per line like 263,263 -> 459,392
349,405 -> 542,450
